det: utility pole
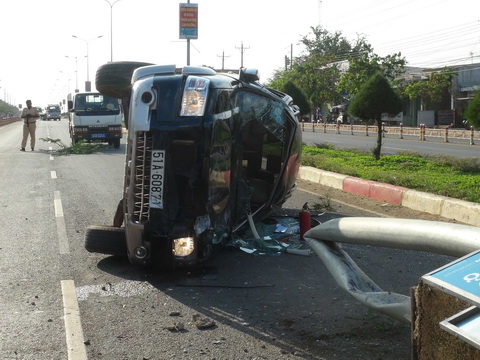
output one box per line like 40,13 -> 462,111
318,0 -> 323,27
217,51 -> 230,70
235,41 -> 250,68
291,43 -> 293,70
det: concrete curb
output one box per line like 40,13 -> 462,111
298,166 -> 479,227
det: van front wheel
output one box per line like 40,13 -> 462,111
85,225 -> 127,256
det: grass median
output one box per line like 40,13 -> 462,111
301,144 -> 480,203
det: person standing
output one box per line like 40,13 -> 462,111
20,99 -> 39,151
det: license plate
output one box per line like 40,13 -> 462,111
150,150 -> 165,209
92,133 -> 106,138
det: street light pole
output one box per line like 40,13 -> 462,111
65,55 -> 82,93
72,35 -> 103,82
103,0 -> 123,62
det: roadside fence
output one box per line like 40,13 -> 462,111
301,122 -> 478,145
0,117 -> 21,127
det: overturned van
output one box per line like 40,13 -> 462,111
85,62 -> 302,269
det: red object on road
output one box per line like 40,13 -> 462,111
299,202 -> 311,241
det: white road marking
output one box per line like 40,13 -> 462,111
54,191 -> 70,254
384,147 -> 408,151
61,280 -> 88,360
51,171 -> 57,179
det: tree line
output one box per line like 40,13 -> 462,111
268,26 -> 479,159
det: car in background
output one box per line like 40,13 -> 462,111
36,107 -> 46,120
45,104 -> 61,121
85,62 -> 302,270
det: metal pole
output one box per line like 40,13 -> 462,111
187,0 -> 190,66
72,35 -> 102,81
110,5 -> 113,61
103,0 -> 122,62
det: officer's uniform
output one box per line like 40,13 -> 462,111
21,104 -> 39,151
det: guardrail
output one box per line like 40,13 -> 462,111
0,117 -> 21,127
301,122 -> 479,145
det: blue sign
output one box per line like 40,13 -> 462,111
430,251 -> 480,299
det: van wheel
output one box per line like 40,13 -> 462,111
95,61 -> 154,99
85,225 -> 127,256
113,139 -> 121,149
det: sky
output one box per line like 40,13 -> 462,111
0,0 -> 479,108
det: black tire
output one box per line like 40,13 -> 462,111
85,225 -> 127,256
113,138 -> 121,149
95,61 -> 154,99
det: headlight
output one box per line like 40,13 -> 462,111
172,237 -> 195,257
180,76 -> 209,116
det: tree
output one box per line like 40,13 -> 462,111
280,81 -> 310,116
0,100 -> 20,118
269,27 -> 406,114
464,91 -> 480,128
338,44 -> 406,98
401,67 -> 455,109
269,27 -> 360,108
349,72 -> 403,160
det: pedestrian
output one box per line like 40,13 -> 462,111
20,99 -> 39,151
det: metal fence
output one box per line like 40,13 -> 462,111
301,122 -> 479,145
0,117 -> 21,127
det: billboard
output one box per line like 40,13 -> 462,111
179,3 -> 198,39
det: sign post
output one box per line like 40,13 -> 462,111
179,3 -> 198,66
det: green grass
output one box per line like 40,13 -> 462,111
301,145 -> 480,203
40,137 -> 110,155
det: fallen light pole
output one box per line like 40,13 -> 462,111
304,217 -> 480,323
304,217 -> 480,358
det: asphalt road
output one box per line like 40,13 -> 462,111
1,120 -> 457,360
301,126 -> 480,158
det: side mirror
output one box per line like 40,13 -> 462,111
239,68 -> 259,83
67,100 -> 73,111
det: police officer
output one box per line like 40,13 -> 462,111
20,100 -> 39,151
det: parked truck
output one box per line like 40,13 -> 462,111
68,92 -> 123,148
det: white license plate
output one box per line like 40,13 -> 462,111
92,133 -> 106,138
150,150 -> 165,209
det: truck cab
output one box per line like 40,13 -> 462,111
68,92 -> 123,148
45,104 -> 61,121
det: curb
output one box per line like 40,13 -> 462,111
298,166 -> 480,227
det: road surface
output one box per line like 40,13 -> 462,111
0,120 -> 458,359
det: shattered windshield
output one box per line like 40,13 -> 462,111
235,91 -> 286,142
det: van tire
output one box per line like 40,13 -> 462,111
113,139 -> 121,149
95,61 -> 154,99
85,225 -> 127,256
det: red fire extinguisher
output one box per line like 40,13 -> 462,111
299,202 -> 311,241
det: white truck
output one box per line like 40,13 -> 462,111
68,92 -> 123,148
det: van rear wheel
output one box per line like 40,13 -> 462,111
95,61 -> 154,99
